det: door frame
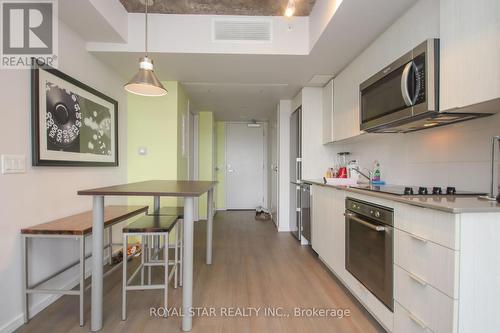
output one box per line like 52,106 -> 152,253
224,121 -> 268,210
190,110 -> 200,221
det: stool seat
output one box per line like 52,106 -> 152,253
123,215 -> 178,233
148,206 -> 184,218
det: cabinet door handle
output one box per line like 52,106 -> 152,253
408,311 -> 427,330
409,233 -> 428,244
408,271 -> 427,286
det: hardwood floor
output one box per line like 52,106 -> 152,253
17,211 -> 384,333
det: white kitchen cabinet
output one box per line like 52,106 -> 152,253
394,265 -> 458,333
440,0 -> 500,111
332,75 -> 362,142
311,185 -> 346,275
322,79 -> 334,144
394,229 -> 459,298
311,185 -> 335,266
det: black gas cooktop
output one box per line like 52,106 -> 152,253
350,184 -> 486,196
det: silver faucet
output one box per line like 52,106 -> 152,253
351,166 -> 373,184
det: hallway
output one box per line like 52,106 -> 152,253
17,211 -> 383,333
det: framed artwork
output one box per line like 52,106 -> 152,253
31,63 -> 118,166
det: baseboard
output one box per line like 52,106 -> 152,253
0,254 -> 109,333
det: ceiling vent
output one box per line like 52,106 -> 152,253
212,19 -> 272,42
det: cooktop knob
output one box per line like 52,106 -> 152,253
404,187 -> 414,195
432,187 -> 443,195
446,187 -> 456,195
418,187 -> 428,195
374,211 -> 381,218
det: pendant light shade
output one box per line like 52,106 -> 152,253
124,0 -> 167,97
124,57 -> 167,96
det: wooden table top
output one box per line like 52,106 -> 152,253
21,205 -> 148,236
78,180 -> 217,197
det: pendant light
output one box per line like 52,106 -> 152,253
124,0 -> 167,96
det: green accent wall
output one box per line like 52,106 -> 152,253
127,81 -> 189,210
198,111 -> 214,219
215,122 -> 225,209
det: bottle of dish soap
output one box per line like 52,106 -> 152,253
372,160 -> 381,182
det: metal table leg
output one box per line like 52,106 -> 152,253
182,198 -> 194,331
21,235 -> 28,323
206,189 -> 214,265
91,195 -> 104,331
79,236 -> 85,327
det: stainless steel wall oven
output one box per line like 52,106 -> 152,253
345,197 -> 394,311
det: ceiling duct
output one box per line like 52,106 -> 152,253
213,19 -> 272,42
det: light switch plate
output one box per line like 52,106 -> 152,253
1,154 -> 26,174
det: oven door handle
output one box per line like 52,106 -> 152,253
345,212 -> 386,232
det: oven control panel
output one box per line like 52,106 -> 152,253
346,198 -> 394,226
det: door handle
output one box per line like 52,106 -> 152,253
344,212 -> 385,232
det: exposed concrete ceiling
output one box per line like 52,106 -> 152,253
119,0 -> 316,16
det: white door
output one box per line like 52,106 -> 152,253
226,123 -> 265,210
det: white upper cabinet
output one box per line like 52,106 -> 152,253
440,0 -> 500,111
322,79 -> 334,144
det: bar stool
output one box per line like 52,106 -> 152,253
121,215 -> 181,320
147,207 -> 184,287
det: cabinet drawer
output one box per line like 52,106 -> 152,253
394,203 -> 459,250
394,301 -> 433,333
395,265 -> 458,333
394,229 -> 459,298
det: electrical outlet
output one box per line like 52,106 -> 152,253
1,155 -> 26,174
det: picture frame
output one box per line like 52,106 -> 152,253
31,62 -> 118,166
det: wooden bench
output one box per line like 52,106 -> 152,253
20,205 -> 148,327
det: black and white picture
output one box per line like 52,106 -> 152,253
32,64 -> 118,166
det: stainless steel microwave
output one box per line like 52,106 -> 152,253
360,39 -> 439,132
360,39 -> 491,133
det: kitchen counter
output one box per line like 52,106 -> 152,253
303,179 -> 500,213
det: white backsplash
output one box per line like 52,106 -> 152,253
326,113 -> 500,193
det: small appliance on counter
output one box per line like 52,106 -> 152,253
323,152 -> 358,185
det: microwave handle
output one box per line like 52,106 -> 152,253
401,61 -> 414,107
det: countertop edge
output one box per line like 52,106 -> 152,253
302,179 -> 500,214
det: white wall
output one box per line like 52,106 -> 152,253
269,108 -> 279,225
88,13 -> 310,55
277,100 -> 292,231
0,21 -> 128,332
308,0 -> 343,48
